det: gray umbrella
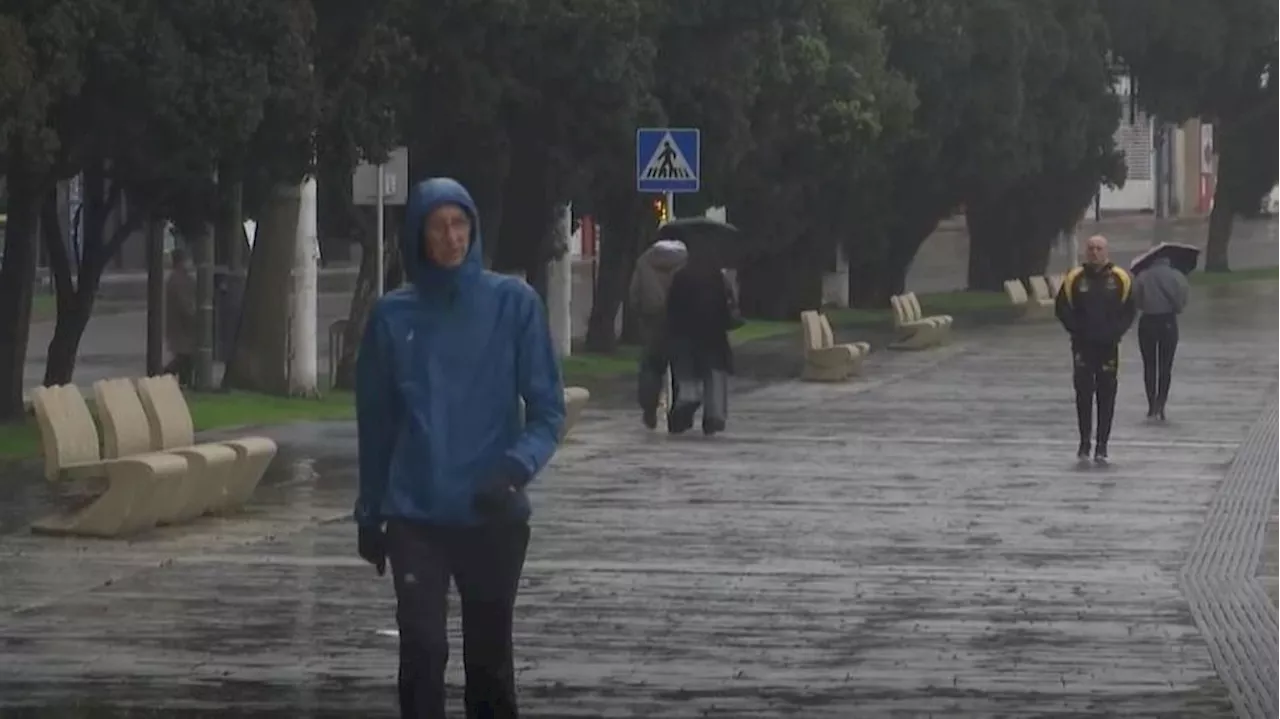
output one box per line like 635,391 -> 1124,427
1130,242 -> 1201,275
656,217 -> 743,267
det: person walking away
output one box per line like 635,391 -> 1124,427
1132,256 -> 1189,420
1054,234 -> 1136,464
354,177 -> 566,719
628,239 -> 688,428
664,256 -> 743,436
163,246 -> 197,386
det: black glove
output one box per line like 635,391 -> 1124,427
358,525 -> 386,576
472,457 -> 529,518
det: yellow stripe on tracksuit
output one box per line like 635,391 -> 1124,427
1061,265 -> 1131,306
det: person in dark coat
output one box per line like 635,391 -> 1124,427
663,255 -> 741,435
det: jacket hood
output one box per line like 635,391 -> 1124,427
401,177 -> 483,294
640,239 -> 688,272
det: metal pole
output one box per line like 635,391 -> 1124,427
375,163 -> 386,296
665,191 -> 675,222
194,222 -> 215,390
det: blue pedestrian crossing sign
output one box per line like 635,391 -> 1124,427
636,128 -> 700,193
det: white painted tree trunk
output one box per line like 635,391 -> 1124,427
547,203 -> 572,358
289,176 -> 318,395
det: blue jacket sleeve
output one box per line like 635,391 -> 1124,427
354,305 -> 401,527
505,290 -> 566,485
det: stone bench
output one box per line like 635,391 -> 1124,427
129,375 -> 277,516
520,387 -> 591,443
1003,278 -> 1054,320
28,383 -> 189,538
799,310 -> 870,381
889,292 -> 951,350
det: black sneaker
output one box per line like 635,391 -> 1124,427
702,418 -> 725,436
1094,446 -> 1109,465
642,407 -> 658,429
1077,441 -> 1091,460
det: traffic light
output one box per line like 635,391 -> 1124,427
651,197 -> 669,225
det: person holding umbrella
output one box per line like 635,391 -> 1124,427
664,252 -> 743,435
1130,243 -> 1195,420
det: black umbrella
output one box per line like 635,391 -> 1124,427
1129,242 -> 1201,275
656,216 -> 743,267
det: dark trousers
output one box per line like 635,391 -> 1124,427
1071,340 -> 1119,449
385,519 -> 531,719
1137,314 -> 1179,412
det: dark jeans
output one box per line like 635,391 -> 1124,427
1071,340 -> 1119,449
1137,314 -> 1179,411
164,353 -> 194,387
386,519 -> 531,719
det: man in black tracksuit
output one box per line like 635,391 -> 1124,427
1054,235 -> 1136,464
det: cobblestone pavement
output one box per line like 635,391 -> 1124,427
0,278 -> 1275,717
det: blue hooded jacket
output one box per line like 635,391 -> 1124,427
354,178 -> 566,528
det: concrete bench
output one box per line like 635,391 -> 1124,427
1003,278 -> 1054,320
561,387 -> 590,442
94,378 -> 241,522
889,292 -> 951,350
133,375 -> 278,515
28,384 -> 189,538
1028,275 -> 1058,307
799,310 -> 870,381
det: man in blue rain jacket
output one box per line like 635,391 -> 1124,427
354,177 -> 565,719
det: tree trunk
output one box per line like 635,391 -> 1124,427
965,199 -> 1019,291
41,162 -> 110,386
224,184 -> 302,393
0,155 -> 40,422
1020,229 -> 1056,278
334,210 -> 379,391
1204,120 -> 1238,272
584,194 -> 648,352
216,167 -> 246,271
146,220 -> 165,375
1205,197 -> 1234,272
42,293 -> 96,386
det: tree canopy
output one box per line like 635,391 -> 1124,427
1,0 -> 1272,414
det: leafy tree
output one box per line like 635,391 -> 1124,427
1103,0 -> 1278,270
0,1 -> 99,422
732,0 -> 914,318
964,0 -> 1124,290
312,0 -> 421,390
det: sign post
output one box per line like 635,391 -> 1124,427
636,127 -> 701,223
353,147 -> 410,295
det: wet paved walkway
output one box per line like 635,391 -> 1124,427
0,282 -> 1276,717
